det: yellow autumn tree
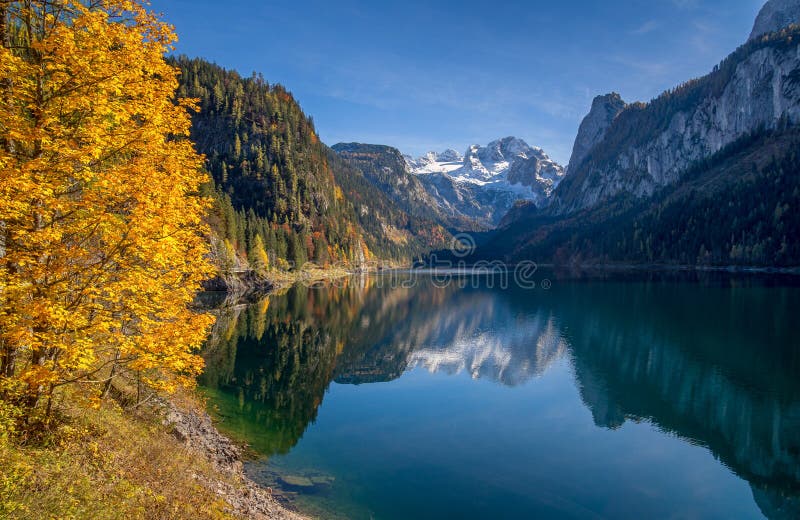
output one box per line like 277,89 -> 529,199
248,234 -> 270,275
0,1 -> 214,420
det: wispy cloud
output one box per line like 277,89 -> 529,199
604,54 -> 671,78
631,20 -> 659,35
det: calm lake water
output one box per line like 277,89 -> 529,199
200,271 -> 800,519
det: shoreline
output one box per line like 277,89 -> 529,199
165,397 -> 311,520
389,263 -> 800,276
182,267 -> 364,519
204,265 -> 373,304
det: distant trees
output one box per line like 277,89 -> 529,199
0,1 -> 213,426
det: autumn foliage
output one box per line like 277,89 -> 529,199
0,1 -> 214,424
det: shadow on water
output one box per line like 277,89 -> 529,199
200,271 -> 800,519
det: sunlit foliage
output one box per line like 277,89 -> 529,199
0,1 -> 214,424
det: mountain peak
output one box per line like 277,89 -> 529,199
437,149 -> 463,162
566,92 -> 627,174
750,0 -> 800,41
405,137 -> 564,217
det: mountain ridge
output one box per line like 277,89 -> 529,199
467,4 -> 800,268
334,138 -> 564,230
399,137 -> 565,228
750,0 -> 800,41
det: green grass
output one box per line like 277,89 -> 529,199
0,393 -> 235,520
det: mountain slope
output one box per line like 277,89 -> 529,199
478,11 -> 800,268
173,56 -> 368,268
326,148 -> 451,261
479,127 -> 800,266
566,93 -> 627,174
173,57 -> 439,268
333,137 -> 563,231
335,138 -> 564,231
750,0 -> 800,40
330,143 -> 472,230
407,137 -> 565,224
550,26 -> 800,216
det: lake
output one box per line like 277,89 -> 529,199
200,271 -> 800,519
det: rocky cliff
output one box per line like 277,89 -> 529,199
551,28 -> 800,215
404,137 -> 564,227
565,93 -> 626,175
750,0 -> 800,41
336,139 -> 564,230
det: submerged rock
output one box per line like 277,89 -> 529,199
310,475 -> 335,486
279,475 -> 315,489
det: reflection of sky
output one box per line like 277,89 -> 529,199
266,357 -> 763,520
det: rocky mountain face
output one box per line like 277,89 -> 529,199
334,138 -> 564,230
750,0 -> 800,41
331,143 -> 478,230
414,173 -> 518,229
550,27 -> 800,215
407,137 -> 563,194
470,7 -> 800,267
565,93 -> 626,174
403,137 -> 565,227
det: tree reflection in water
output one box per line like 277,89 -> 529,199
200,272 -> 800,518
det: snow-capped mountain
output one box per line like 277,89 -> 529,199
333,137 -> 563,230
406,137 -> 565,209
406,149 -> 464,174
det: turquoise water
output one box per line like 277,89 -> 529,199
200,272 -> 800,519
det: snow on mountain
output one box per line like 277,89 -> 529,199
406,137 -> 565,206
404,149 -> 464,175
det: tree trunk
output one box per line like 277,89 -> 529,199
0,4 -> 11,381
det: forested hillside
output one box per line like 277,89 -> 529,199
172,57 -> 447,270
172,56 -> 366,269
327,150 -> 451,261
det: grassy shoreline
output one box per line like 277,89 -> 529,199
0,268 -> 360,519
0,267 -> 350,520
0,387 -> 310,519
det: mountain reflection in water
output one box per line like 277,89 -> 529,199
200,272 -> 800,519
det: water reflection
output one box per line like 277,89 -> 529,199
200,273 -> 800,518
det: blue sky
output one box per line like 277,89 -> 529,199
150,0 -> 766,164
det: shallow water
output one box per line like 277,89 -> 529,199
200,271 -> 800,519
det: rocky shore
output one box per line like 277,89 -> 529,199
164,401 -> 310,520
